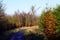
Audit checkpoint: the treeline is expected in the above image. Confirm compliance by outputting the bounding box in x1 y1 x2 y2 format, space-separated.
7 11 39 27
0 1 39 31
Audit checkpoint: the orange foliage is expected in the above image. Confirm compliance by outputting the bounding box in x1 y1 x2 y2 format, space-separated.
44 10 57 39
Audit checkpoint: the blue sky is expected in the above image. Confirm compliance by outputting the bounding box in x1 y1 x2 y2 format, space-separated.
3 0 60 16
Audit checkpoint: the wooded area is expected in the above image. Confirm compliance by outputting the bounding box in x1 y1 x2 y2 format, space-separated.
0 0 60 40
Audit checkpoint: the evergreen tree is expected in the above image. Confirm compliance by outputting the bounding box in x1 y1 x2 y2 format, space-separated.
39 11 45 29
53 5 60 34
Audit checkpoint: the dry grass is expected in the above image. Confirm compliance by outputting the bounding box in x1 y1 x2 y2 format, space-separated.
12 26 39 32
5 26 39 34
